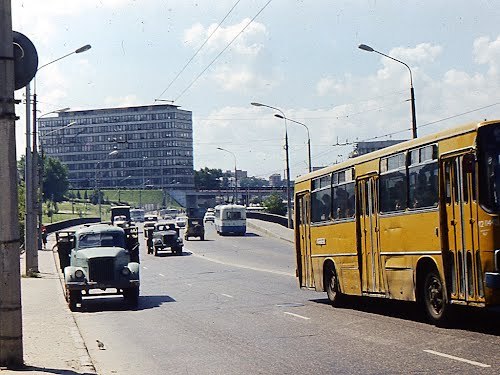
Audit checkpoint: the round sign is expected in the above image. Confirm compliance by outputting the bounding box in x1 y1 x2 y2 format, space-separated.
13 31 38 90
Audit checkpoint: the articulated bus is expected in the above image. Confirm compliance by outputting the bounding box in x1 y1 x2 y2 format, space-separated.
294 120 500 324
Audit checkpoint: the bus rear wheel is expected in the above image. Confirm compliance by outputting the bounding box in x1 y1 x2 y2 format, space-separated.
325 263 343 306
422 269 449 325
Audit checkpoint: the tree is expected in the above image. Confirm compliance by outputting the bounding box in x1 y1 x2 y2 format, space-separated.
263 193 287 216
194 167 224 190
42 156 69 202
240 176 269 188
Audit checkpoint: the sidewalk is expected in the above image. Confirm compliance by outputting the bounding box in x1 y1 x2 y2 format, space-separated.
247 218 294 243
1 239 96 375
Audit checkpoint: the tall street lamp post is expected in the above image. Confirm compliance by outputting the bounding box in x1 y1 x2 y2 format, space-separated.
117 175 132 202
29 44 91 265
251 102 293 229
217 147 238 204
274 114 312 173
358 43 417 139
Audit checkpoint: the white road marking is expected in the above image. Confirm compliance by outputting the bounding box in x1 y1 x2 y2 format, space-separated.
191 253 294 277
142 266 148 270
424 350 491 368
221 293 234 298
158 273 165 277
284 312 310 320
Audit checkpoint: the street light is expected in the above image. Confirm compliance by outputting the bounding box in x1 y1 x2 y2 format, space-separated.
117 175 132 202
96 150 119 219
358 43 417 139
251 102 292 229
217 147 238 204
274 114 312 173
26 44 91 270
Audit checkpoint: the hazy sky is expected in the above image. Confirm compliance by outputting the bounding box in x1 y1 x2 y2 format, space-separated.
12 0 500 180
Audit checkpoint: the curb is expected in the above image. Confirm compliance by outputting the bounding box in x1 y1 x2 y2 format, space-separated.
51 246 97 374
247 221 294 244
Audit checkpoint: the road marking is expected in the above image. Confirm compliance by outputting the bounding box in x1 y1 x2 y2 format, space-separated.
158 273 165 277
142 266 148 270
424 350 490 368
221 293 234 298
191 253 294 277
284 312 310 320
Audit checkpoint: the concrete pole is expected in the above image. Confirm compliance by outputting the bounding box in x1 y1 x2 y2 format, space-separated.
24 84 37 274
0 0 24 365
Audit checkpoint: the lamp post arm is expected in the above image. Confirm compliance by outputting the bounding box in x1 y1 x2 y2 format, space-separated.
373 49 414 87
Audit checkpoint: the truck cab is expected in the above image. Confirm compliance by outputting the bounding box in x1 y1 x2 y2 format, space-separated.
62 223 140 310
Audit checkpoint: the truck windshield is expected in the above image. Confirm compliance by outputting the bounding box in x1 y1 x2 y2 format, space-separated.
478 122 500 213
78 232 125 249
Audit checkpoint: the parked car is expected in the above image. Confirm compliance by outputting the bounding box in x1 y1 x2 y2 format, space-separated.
184 218 204 241
175 216 187 228
204 212 215 223
61 223 140 311
149 221 183 256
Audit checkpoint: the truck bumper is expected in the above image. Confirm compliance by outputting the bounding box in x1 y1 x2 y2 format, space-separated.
66 279 140 291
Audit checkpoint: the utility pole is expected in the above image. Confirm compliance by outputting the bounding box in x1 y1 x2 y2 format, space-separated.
0 0 24 366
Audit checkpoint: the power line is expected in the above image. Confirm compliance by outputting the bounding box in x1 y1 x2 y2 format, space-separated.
174 0 273 102
154 0 243 102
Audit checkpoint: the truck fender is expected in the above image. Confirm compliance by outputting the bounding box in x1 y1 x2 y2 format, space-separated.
127 262 140 279
64 266 86 283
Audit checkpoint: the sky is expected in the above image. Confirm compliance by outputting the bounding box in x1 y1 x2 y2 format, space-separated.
11 0 500 181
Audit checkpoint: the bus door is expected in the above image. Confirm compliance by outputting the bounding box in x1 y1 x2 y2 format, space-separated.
296 192 314 288
442 153 483 302
357 177 384 293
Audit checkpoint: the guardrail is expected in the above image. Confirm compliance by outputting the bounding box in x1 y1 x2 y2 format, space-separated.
246 211 292 228
45 217 101 234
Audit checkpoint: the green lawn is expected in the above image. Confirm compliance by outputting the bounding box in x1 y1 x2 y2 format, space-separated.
43 189 182 223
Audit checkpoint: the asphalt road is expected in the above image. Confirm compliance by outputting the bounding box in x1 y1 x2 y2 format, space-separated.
73 223 500 375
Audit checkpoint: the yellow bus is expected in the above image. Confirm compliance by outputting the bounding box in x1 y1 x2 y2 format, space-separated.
294 119 500 324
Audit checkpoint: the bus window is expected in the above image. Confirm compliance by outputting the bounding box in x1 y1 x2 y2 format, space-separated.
311 175 331 223
380 152 407 213
408 146 438 209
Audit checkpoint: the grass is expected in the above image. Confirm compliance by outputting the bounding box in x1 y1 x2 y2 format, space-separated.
42 189 182 223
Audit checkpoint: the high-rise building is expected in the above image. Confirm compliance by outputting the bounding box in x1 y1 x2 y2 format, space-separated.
38 104 194 191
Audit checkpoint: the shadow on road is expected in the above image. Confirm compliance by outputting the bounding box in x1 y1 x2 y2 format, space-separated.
312 296 500 335
149 251 193 258
12 366 94 374
78 294 176 313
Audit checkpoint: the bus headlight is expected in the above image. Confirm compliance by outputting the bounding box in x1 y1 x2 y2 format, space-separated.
74 269 84 279
121 267 131 276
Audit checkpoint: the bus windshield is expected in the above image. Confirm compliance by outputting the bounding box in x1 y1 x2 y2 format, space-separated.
478 123 500 213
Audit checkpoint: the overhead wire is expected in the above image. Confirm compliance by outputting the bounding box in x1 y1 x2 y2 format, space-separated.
154 0 243 102
174 0 274 102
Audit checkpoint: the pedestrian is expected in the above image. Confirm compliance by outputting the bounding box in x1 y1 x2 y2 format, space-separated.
41 225 47 249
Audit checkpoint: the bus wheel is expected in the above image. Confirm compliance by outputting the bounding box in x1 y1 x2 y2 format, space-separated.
422 269 448 325
325 263 342 306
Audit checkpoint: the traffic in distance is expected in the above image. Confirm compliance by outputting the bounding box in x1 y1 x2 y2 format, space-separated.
55 120 499 326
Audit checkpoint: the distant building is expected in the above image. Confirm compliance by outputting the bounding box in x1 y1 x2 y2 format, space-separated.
39 104 194 190
269 173 282 187
349 139 406 158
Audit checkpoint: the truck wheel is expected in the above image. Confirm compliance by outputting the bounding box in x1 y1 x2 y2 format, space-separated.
200 235 204 241
123 286 139 306
154 247 159 256
174 247 182 255
67 290 81 311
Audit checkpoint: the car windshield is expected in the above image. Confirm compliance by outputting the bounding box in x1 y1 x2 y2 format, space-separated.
77 232 125 249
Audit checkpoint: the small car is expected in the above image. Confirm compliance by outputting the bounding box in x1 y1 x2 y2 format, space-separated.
149 221 183 256
184 218 204 241
204 212 215 223
175 216 187 228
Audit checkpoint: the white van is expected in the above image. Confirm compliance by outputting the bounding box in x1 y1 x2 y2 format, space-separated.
214 204 246 236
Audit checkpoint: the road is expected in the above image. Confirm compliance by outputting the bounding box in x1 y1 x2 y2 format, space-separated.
72 223 499 374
